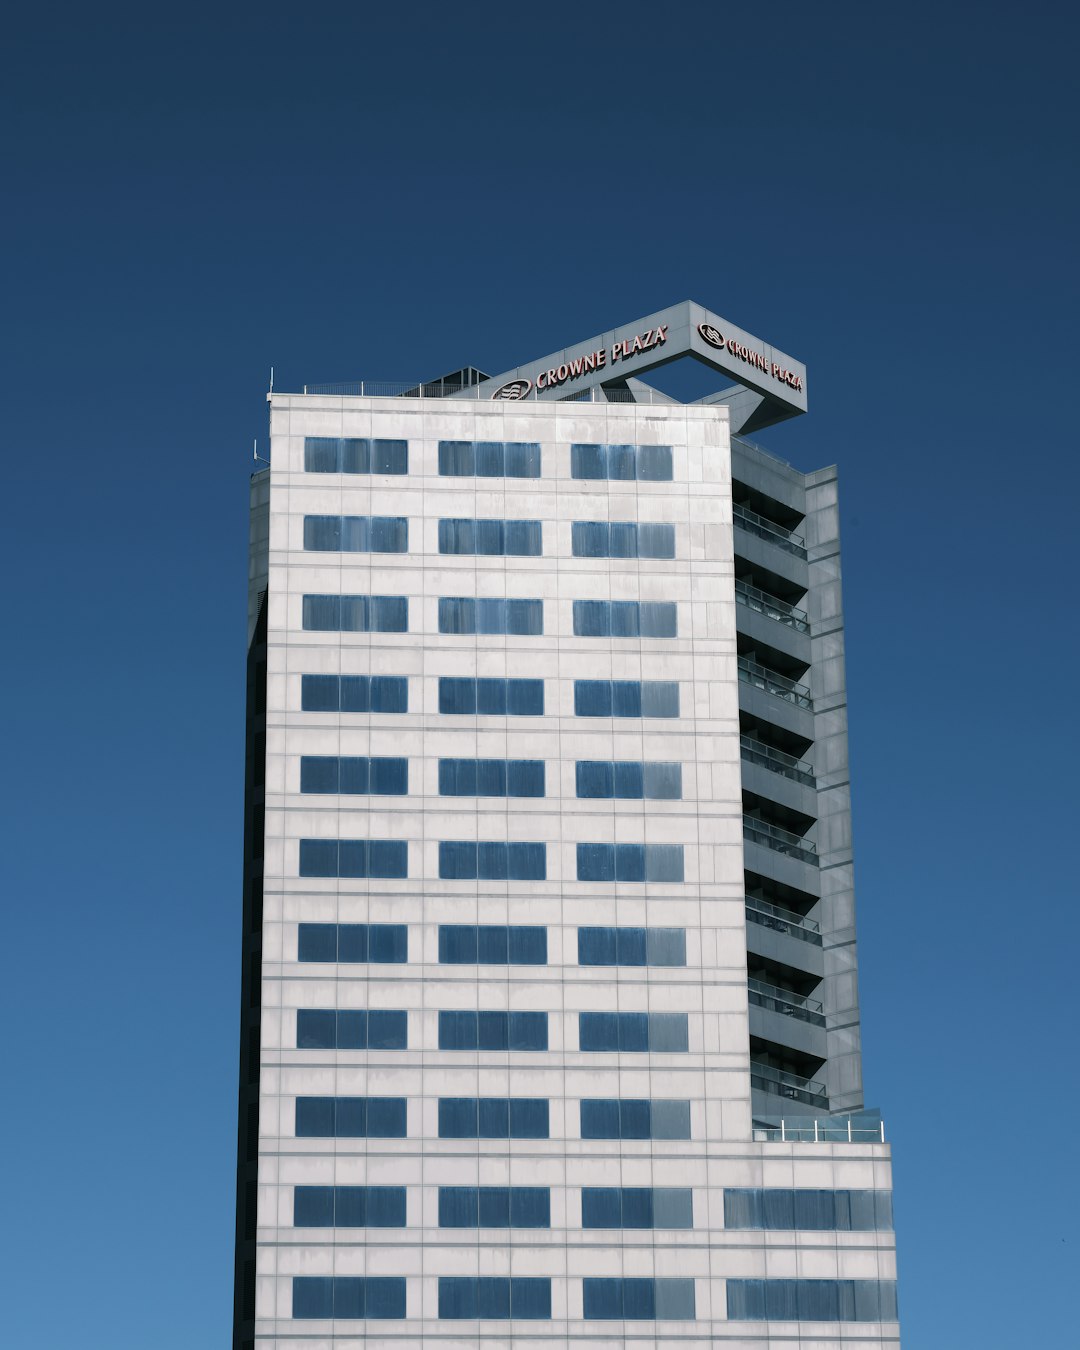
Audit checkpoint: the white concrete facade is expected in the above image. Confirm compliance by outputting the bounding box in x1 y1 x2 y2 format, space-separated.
239 394 899 1347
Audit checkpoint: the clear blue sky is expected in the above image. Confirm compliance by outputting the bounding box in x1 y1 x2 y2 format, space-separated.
2 3 1077 1346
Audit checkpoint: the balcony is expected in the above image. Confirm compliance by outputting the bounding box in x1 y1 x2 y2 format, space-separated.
744 818 818 866
734 579 810 634
732 502 807 559
745 896 822 946
750 1062 828 1108
737 656 813 710
752 1112 885 1144
748 978 825 1027
740 735 815 787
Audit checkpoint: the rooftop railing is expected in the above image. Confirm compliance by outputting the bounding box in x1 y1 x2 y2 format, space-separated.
748 977 825 1027
732 502 807 558
744 818 819 866
750 1062 828 1107
752 1113 885 1144
737 656 813 710
734 579 810 633
744 896 823 946
740 735 816 787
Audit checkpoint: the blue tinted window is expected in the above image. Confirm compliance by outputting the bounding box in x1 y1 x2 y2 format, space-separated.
438 441 541 478
575 760 682 799
438 1011 547 1051
437 925 547 964
293 1275 406 1319
574 679 678 717
438 518 542 556
438 1276 550 1320
576 843 684 882
570 443 673 481
439 841 547 881
579 1012 688 1053
299 923 408 963
438 1097 548 1139
302 675 408 713
295 1097 407 1138
580 1098 691 1139
573 600 677 639
438 677 544 715
438 597 543 635
571 521 676 559
723 1189 893 1231
295 1185 406 1227
726 1280 898 1322
583 1278 694 1320
302 595 408 633
578 926 685 967
438 1186 550 1228
304 437 408 475
438 758 545 798
299 839 408 879
581 1187 691 1229
300 756 408 795
303 515 408 553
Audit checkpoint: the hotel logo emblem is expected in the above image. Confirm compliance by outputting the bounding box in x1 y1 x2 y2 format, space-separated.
491 378 532 401
698 323 725 349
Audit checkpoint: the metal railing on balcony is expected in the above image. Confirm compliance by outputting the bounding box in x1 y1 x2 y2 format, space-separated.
744 896 823 946
734 579 810 634
750 1062 828 1107
748 978 826 1027
752 1113 885 1143
744 818 819 866
737 657 813 710
740 736 816 787
732 502 807 558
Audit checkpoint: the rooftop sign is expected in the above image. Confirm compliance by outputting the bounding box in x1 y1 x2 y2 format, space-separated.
467 300 807 427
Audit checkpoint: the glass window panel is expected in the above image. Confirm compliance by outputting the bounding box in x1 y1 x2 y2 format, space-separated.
338 516 368 551
478 1187 510 1227
293 1186 335 1227
578 926 617 965
368 840 407 877
475 598 504 633
476 677 507 714
655 1278 695 1319
337 596 368 630
637 522 675 558
510 1278 550 1319
613 761 644 797
640 602 677 637
574 679 612 716
477 1012 509 1050
511 1187 550 1227
612 680 643 716
338 757 371 794
615 844 646 881
621 1188 654 1228
302 595 340 631
293 1275 335 1318
506 598 543 634
619 1012 649 1051
726 1279 766 1319
622 1278 656 1318
371 677 407 712
332 1187 367 1227
476 1277 510 1318
573 600 608 636
368 924 407 962
607 444 636 479
372 596 408 632
438 597 473 633
795 1279 837 1320
477 925 509 963
334 925 368 962
724 1189 763 1229
643 761 682 799
478 1098 509 1137
509 1011 547 1050
475 518 504 554
571 443 605 479
646 844 684 882
340 439 371 474
580 1098 619 1138
616 927 647 965
645 926 685 967
439 1098 477 1138
475 441 505 476
653 1187 693 1228
298 923 338 962
577 843 615 881
439 677 476 713
505 441 541 477
367 1010 406 1049
334 1098 367 1136
507 677 543 714
509 1098 548 1138
793 1190 836 1230
295 1097 334 1137
763 1189 795 1229
579 1012 617 1052
649 1012 688 1052
439 1276 477 1318
641 680 678 716
507 759 544 796
301 675 339 711
438 926 473 962
875 1190 895 1231
334 1010 367 1049
299 840 338 877
438 440 473 475
619 1100 651 1138
847 1190 879 1231
509 926 546 963
637 444 673 480
366 1097 406 1137
576 761 614 798
335 676 369 712
368 1186 406 1226
476 842 508 879
582 1188 622 1228
506 519 541 555
371 516 407 552
583 1278 621 1319
508 842 545 879
365 1277 405 1319
297 1009 340 1047
439 1186 479 1227
303 515 341 551
609 601 639 637
439 842 476 879
476 758 508 795
370 439 407 474
439 1011 477 1050
300 756 339 793
571 521 603 557
304 437 340 473
609 521 637 557
651 1099 690 1139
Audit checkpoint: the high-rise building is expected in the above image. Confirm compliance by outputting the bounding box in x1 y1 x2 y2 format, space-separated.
233 302 899 1347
